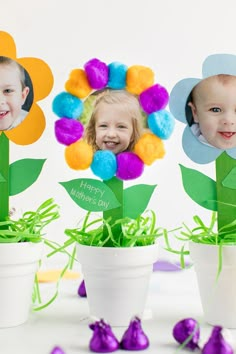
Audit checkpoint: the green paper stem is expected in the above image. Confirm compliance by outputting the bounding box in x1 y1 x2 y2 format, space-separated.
0 134 9 223
103 177 123 245
216 152 236 230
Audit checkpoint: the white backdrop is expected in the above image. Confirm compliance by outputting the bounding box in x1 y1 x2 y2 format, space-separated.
1 0 235 258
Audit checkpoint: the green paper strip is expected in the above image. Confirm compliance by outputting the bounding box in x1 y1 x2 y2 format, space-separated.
103 177 123 245
216 152 236 230
0 134 9 222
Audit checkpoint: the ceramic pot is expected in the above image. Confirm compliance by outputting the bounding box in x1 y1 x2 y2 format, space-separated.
77 243 158 327
189 241 236 328
0 242 43 328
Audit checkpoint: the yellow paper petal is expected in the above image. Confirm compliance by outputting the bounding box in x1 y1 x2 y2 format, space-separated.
18 57 54 101
126 65 154 95
0 31 17 58
37 269 80 283
5 104 45 145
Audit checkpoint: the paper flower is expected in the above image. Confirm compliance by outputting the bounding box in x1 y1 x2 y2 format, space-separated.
52 58 174 180
169 54 236 164
0 31 53 145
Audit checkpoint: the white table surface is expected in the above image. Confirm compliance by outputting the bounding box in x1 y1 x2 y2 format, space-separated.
1 264 236 354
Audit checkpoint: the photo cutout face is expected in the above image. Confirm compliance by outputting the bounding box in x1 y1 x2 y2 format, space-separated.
82 89 146 154
0 56 33 131
187 74 236 150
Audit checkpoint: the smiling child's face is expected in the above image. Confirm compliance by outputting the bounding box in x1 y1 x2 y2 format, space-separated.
189 75 236 149
95 102 134 154
0 63 29 130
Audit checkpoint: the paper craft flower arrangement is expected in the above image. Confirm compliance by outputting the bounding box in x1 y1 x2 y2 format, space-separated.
0 31 54 222
169 54 236 233
52 58 175 181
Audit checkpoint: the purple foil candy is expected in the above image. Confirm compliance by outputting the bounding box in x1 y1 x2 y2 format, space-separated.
55 118 84 145
173 318 200 350
116 152 144 180
120 316 149 351
89 319 119 353
202 326 234 354
84 58 109 89
50 346 66 354
139 84 169 114
78 279 87 297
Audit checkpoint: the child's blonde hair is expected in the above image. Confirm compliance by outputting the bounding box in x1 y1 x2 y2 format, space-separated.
85 89 143 152
0 56 26 89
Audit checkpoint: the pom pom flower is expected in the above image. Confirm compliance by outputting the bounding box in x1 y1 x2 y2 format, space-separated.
52 58 174 180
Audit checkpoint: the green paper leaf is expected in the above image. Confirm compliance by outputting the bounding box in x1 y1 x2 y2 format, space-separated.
59 178 121 212
123 184 157 219
180 164 217 211
222 166 236 189
9 159 46 196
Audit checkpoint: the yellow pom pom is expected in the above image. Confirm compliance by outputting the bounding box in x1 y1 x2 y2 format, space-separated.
126 65 155 95
134 132 165 165
65 69 92 99
65 140 93 170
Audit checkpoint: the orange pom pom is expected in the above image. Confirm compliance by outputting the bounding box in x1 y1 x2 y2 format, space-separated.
126 65 155 95
65 140 93 170
65 69 92 99
134 132 165 165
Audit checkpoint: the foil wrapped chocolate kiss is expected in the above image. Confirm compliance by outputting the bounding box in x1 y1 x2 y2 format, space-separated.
89 319 119 353
173 318 200 350
89 317 149 352
202 326 234 354
120 316 149 350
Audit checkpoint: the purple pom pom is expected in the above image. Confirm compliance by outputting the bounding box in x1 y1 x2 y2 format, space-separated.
120 317 149 351
116 152 144 180
84 58 109 90
173 318 200 350
78 279 87 297
202 326 234 354
139 84 169 114
55 118 84 145
50 346 66 354
89 319 119 353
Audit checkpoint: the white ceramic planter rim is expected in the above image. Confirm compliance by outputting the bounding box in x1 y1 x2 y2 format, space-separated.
189 241 236 266
77 243 159 267
0 241 44 265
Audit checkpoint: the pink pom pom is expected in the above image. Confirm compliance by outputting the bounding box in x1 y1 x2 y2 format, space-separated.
139 84 169 114
84 58 108 89
55 118 84 145
116 152 144 180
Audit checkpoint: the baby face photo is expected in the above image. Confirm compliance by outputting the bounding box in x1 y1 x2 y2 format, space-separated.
188 74 236 149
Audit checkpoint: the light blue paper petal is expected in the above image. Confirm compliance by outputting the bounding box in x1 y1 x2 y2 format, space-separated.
226 148 236 160
169 78 201 123
182 127 222 164
202 54 236 78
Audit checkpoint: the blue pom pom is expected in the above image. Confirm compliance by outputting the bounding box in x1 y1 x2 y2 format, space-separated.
108 62 128 89
91 150 117 180
148 110 175 139
52 92 83 119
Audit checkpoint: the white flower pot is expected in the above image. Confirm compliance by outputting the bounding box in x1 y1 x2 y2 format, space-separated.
189 241 236 328
0 242 43 328
77 243 158 326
